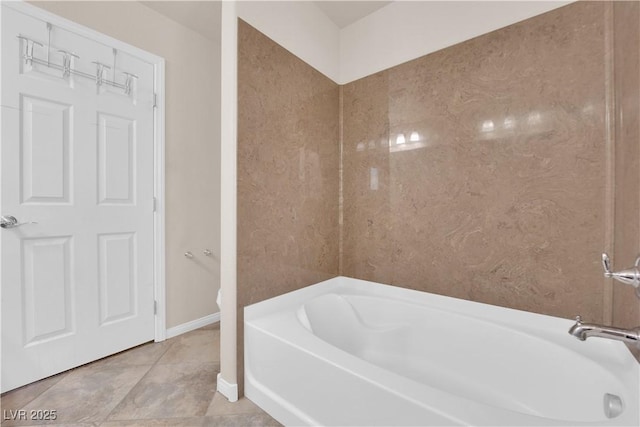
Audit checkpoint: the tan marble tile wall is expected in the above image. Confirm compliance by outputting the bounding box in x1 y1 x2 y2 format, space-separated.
237 20 340 391
612 1 640 329
342 2 611 322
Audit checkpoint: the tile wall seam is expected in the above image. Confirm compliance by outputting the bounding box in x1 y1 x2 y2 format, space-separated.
637 4 640 327
603 1 615 325
338 85 344 276
635 2 640 328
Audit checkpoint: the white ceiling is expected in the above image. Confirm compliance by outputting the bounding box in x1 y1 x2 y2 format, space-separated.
142 1 392 39
142 1 222 42
314 1 392 28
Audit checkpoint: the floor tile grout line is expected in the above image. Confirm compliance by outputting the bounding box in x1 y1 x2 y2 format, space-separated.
96 363 155 426
0 371 69 422
98 338 179 426
97 330 222 424
80 339 177 426
98 334 219 425
99 360 221 425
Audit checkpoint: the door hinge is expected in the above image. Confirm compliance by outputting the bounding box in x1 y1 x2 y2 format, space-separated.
154 300 157 315
153 93 158 109
153 197 157 212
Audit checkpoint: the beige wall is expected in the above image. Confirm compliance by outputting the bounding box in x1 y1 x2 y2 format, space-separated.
30 1 222 329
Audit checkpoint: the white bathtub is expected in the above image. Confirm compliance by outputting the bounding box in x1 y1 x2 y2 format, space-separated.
244 277 639 426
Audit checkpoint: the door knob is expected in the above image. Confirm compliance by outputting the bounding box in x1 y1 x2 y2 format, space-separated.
0 215 37 229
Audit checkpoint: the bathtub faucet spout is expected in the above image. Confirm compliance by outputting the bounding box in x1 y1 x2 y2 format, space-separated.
569 316 640 348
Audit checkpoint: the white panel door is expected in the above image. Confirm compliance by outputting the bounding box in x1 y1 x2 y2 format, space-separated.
1 5 156 392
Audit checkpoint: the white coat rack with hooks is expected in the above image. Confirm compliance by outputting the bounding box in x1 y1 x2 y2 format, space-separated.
17 22 138 95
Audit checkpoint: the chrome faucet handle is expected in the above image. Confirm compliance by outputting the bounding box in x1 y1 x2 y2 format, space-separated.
602 252 640 298
602 253 612 276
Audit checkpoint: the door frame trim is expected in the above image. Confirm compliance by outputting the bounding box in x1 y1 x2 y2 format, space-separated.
2 1 167 342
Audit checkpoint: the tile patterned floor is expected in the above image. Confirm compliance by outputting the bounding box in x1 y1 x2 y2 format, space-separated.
0 325 281 427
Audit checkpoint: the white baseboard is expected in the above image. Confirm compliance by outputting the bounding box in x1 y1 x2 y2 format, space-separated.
166 312 220 339
217 373 239 402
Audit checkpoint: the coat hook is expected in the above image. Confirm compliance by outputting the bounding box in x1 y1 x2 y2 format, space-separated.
46 22 52 66
184 251 193 259
91 61 111 86
203 249 212 257
112 48 117 77
122 72 137 95
57 50 79 77
17 35 43 66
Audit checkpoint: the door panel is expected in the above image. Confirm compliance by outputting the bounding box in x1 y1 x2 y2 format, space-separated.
1 5 156 392
22 236 74 344
98 232 136 325
97 113 136 205
21 96 72 204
